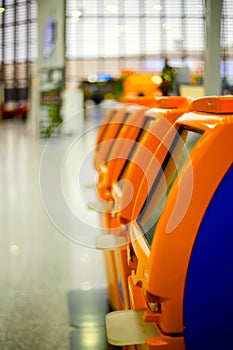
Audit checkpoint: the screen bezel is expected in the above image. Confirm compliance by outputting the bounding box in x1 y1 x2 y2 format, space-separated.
136 126 204 248
102 111 132 161
116 116 155 182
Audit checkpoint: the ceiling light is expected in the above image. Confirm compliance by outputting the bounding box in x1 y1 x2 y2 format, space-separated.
88 74 98 83
71 9 83 22
106 4 119 14
153 4 162 11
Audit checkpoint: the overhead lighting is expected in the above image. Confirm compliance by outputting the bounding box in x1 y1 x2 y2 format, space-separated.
106 4 119 14
119 25 125 33
153 4 162 11
162 22 172 30
0 7 5 13
71 9 83 22
88 74 98 83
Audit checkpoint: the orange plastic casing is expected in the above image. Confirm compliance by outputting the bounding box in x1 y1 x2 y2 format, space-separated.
122 95 192 109
112 109 184 225
94 104 143 171
122 96 160 108
98 97 192 204
105 109 187 309
100 98 192 311
96 105 147 201
129 96 233 340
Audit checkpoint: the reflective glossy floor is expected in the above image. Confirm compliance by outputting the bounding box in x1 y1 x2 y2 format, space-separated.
0 112 118 349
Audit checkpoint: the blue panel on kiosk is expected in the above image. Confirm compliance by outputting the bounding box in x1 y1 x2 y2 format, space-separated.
184 165 233 350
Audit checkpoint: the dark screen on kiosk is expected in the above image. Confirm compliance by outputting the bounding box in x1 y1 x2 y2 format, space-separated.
117 116 155 182
137 127 203 246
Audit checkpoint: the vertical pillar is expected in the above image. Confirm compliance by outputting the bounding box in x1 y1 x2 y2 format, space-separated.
204 0 222 96
29 0 65 137
37 0 65 70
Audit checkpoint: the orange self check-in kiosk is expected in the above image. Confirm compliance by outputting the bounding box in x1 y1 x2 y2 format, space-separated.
105 96 233 350
95 97 191 175
94 104 145 172
101 108 179 311
95 104 147 201
114 97 193 226
98 96 191 203
94 102 124 155
107 109 189 307
98 97 192 311
95 104 147 311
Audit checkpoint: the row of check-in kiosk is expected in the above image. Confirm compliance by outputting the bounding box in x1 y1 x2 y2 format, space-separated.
92 96 233 350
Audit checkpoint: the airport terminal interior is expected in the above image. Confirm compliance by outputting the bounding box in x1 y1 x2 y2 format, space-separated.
0 1 233 350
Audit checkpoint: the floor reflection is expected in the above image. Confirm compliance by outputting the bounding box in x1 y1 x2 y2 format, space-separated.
68 289 120 349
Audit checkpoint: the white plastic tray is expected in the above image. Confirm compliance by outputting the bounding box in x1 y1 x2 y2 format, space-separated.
105 309 158 346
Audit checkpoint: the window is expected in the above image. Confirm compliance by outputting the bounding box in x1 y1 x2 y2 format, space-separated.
0 0 38 101
65 0 207 83
65 0 233 86
221 0 233 85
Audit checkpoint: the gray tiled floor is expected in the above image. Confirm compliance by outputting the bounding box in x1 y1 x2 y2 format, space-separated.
0 118 112 349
